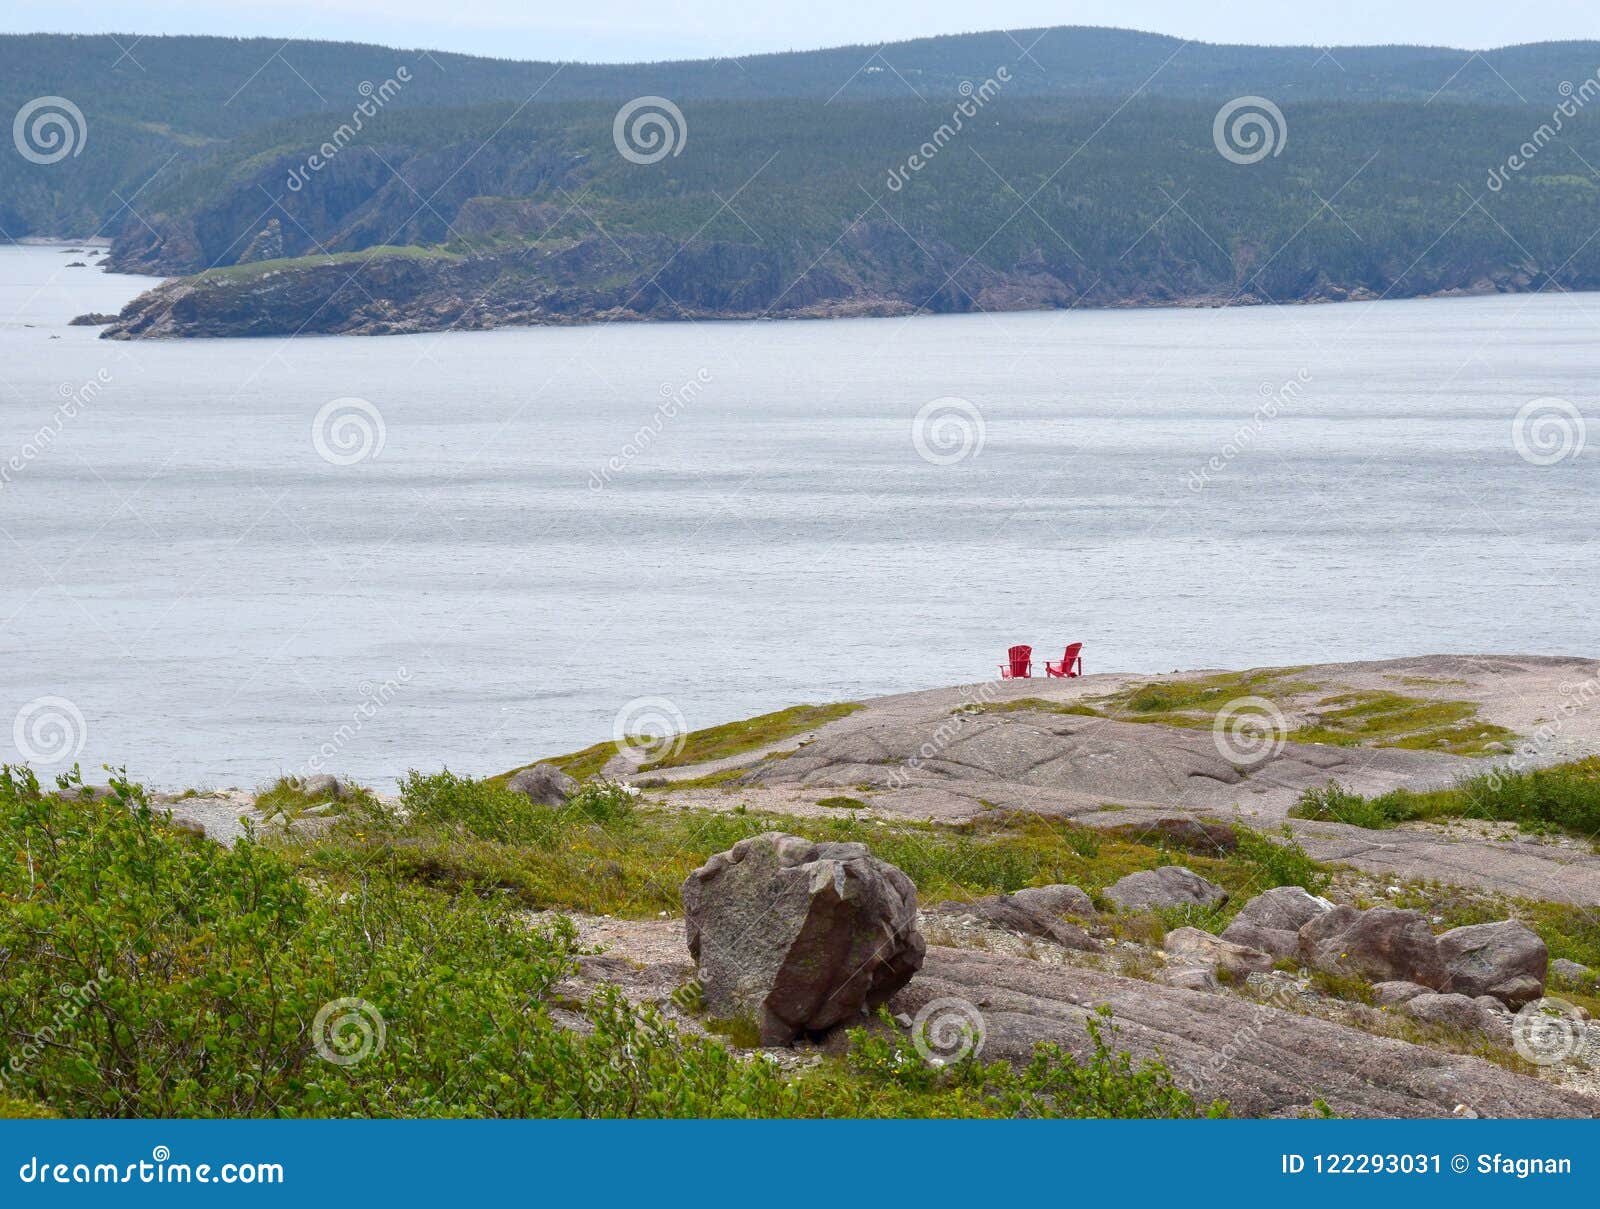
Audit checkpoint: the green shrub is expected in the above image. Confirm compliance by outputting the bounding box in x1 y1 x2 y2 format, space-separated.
565 780 637 824
1291 758 1600 840
397 768 559 846
1291 781 1416 829
816 796 868 810
0 766 803 1118
1234 826 1331 895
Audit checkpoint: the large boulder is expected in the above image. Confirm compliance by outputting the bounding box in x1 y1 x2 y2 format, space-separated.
1436 921 1547 1007
1163 927 1274 982
1103 866 1227 913
1111 817 1239 854
927 886 1100 951
1373 980 1431 1006
506 763 577 805
1405 992 1511 1039
299 773 344 800
681 833 925 1045
1550 958 1593 988
1221 886 1333 959
1297 906 1447 988
1011 884 1094 918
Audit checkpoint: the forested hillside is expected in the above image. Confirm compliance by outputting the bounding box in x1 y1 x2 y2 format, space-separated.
5 28 1599 334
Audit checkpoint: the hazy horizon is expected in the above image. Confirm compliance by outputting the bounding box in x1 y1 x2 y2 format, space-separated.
3 1 1595 64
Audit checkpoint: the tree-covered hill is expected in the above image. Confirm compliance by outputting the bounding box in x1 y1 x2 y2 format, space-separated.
3 27 1599 237
6 28 1600 334
96 93 1600 337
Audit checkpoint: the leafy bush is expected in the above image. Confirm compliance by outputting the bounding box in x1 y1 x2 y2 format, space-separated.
565 780 637 824
1233 826 1331 896
397 768 560 846
1291 781 1417 829
0 767 798 1118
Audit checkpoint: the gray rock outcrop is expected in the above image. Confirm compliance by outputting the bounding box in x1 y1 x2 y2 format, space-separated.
1163 926 1275 982
1296 906 1447 988
1221 885 1333 959
1103 866 1227 913
681 833 925 1045
1437 920 1547 1007
506 763 578 805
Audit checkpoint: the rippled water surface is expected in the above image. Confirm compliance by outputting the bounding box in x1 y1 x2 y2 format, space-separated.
1 244 1594 787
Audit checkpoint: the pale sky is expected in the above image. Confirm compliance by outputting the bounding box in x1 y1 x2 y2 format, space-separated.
6 0 1596 62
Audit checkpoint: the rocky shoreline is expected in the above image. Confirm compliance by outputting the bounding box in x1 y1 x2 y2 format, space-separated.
90 237 1554 340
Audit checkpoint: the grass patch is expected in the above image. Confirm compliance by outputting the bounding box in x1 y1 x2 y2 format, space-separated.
505 702 860 785
1102 670 1317 719
639 702 861 771
1291 757 1600 839
817 796 869 810
1288 691 1515 755
195 244 460 284
963 697 1105 718
254 774 375 821
978 672 1516 758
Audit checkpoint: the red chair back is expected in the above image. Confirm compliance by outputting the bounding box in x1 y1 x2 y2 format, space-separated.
1062 642 1082 664
1007 645 1032 677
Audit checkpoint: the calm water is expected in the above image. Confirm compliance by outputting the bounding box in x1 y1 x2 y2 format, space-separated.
0 243 1594 788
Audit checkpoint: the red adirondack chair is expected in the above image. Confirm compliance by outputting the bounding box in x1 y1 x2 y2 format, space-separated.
1045 643 1083 678
999 645 1033 679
